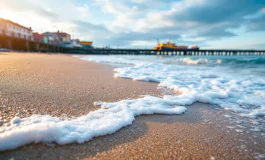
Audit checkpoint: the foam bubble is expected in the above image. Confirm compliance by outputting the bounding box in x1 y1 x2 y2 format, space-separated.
11 117 21 124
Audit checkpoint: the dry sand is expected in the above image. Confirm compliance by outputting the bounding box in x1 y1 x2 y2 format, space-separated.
0 52 264 160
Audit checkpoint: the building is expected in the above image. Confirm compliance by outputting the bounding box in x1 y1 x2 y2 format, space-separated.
0 18 33 40
61 40 94 49
42 32 60 45
0 19 4 35
62 39 82 48
33 32 44 43
79 41 93 49
42 32 59 39
52 31 71 43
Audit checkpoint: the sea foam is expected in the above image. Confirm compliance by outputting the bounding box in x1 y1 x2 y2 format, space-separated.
114 62 265 118
0 96 186 151
84 55 265 118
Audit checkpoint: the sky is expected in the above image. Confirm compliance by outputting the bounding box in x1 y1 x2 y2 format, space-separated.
0 0 265 49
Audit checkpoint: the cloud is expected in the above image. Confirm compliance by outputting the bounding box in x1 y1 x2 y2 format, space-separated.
114 30 181 41
246 14 265 31
246 7 265 32
0 0 59 20
1 0 265 49
136 0 265 33
168 0 264 24
248 42 265 49
261 8 265 13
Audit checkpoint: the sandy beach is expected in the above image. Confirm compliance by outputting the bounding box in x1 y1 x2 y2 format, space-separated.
0 53 264 160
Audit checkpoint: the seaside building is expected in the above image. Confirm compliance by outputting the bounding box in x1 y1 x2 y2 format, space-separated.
0 18 33 40
52 31 71 43
0 18 93 51
79 41 94 49
33 32 44 43
42 32 60 45
63 39 83 48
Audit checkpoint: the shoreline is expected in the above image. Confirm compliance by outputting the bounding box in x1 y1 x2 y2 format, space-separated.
0 52 264 159
0 52 161 121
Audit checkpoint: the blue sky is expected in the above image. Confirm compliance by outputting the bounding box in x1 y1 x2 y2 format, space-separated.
0 0 265 49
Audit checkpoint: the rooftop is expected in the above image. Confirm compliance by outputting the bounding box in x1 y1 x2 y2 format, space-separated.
52 31 70 36
0 18 32 31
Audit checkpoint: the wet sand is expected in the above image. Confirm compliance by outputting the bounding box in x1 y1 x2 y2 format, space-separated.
0 52 161 121
0 52 264 159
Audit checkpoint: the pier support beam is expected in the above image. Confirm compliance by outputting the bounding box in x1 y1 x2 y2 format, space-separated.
25 41 29 52
35 43 40 52
7 39 13 50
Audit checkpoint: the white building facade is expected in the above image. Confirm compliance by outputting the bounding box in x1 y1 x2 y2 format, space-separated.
53 31 71 43
0 18 33 40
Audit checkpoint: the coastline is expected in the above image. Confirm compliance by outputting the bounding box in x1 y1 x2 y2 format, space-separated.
0 52 161 121
0 52 264 159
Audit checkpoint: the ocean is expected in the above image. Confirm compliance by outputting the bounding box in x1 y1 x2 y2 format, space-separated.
81 55 265 118
0 55 264 151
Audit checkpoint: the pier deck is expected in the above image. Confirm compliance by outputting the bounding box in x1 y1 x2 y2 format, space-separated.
66 48 265 56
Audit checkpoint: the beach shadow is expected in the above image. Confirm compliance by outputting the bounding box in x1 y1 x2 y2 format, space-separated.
0 103 217 160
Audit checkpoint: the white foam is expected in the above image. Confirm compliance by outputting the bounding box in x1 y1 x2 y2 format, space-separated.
181 58 209 65
80 55 141 65
224 115 232 118
84 55 265 117
249 127 261 132
226 126 236 129
235 129 244 133
112 61 265 118
11 117 21 124
217 59 222 64
0 96 186 151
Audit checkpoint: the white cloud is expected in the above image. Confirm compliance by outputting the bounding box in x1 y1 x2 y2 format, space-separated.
130 40 156 47
261 8 265 14
70 3 90 18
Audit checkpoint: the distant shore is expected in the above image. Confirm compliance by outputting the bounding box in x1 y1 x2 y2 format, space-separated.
0 52 264 159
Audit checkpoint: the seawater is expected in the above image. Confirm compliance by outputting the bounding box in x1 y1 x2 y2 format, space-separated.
0 55 264 151
81 55 265 118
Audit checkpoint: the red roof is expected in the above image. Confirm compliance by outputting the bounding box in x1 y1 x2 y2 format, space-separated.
33 32 44 39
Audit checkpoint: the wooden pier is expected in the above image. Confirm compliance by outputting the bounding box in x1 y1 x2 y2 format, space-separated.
66 48 265 56
1 34 265 56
